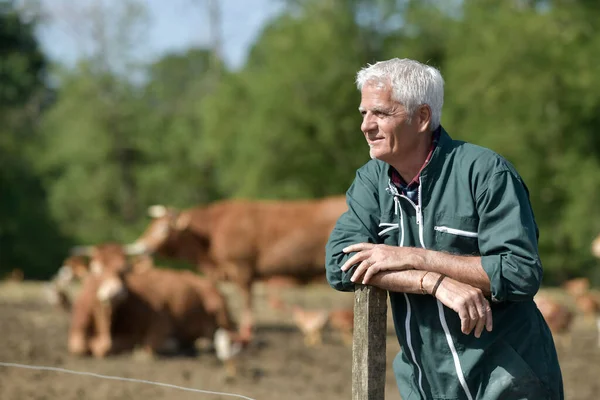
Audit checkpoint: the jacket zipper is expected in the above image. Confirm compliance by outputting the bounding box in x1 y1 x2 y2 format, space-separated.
418 178 474 400
393 195 426 399
388 178 473 399
434 226 478 238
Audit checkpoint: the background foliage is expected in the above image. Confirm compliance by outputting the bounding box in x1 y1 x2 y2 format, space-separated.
2 0 600 283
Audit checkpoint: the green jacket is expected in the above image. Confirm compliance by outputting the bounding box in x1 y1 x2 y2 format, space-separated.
325 129 563 400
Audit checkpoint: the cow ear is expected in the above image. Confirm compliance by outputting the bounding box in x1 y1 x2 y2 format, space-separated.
74 256 91 273
72 263 90 278
148 205 167 218
174 212 191 231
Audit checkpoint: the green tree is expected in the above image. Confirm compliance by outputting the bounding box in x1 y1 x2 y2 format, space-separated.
441 1 600 282
33 0 154 246
35 66 144 244
0 1 69 279
136 48 223 210
202 0 378 200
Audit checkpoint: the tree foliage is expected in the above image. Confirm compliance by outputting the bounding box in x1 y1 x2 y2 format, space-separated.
202 0 378 199
4 0 600 283
0 1 68 279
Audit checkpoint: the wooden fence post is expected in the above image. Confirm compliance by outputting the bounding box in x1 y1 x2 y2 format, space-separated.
352 284 388 400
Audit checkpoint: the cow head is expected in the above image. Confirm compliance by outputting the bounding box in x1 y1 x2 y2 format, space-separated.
55 255 91 285
71 243 133 306
124 204 191 256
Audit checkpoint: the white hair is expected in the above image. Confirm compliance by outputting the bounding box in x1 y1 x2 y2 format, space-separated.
356 58 444 130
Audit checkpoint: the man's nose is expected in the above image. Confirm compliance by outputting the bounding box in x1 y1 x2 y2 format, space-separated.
361 113 377 133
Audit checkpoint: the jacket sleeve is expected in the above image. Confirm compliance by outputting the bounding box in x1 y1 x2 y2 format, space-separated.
477 170 543 302
325 165 381 292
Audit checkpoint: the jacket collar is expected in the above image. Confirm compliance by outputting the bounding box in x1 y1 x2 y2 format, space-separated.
382 126 454 207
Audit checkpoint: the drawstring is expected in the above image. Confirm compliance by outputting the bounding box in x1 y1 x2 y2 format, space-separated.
378 196 405 248
397 197 404 247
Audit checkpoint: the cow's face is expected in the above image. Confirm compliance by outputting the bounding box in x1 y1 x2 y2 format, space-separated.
125 205 189 255
88 244 131 306
62 256 90 280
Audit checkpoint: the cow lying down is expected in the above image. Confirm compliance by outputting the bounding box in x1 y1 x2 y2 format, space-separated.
62 243 244 373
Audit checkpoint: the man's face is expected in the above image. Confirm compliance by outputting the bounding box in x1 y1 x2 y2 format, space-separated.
359 82 421 162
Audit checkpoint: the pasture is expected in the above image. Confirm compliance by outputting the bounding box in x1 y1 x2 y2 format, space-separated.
1 281 599 400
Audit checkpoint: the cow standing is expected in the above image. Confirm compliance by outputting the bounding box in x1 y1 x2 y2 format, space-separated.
125 196 348 340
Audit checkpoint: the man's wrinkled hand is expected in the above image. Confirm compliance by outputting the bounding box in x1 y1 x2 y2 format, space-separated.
433 276 493 338
341 243 417 284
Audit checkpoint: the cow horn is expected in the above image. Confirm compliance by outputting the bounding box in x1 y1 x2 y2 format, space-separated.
70 246 93 256
124 242 148 255
174 212 191 230
148 205 167 218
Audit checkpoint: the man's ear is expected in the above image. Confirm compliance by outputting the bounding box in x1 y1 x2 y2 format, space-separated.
417 104 432 133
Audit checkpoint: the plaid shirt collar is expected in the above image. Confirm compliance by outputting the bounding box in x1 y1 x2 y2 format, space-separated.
389 126 441 202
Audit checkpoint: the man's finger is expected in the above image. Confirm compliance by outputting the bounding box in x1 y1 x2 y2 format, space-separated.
361 264 380 284
350 259 372 283
474 311 486 338
341 252 367 272
474 318 485 338
343 243 374 254
485 304 493 332
458 309 471 335
466 305 479 335
472 294 489 338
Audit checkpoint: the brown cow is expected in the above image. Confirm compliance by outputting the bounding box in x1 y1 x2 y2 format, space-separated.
124 196 348 340
68 244 242 362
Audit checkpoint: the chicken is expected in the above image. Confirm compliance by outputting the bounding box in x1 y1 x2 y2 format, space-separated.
560 277 600 347
8 268 24 282
291 306 329 347
573 293 600 348
562 277 590 298
261 276 301 312
534 294 574 347
575 293 600 319
328 308 354 347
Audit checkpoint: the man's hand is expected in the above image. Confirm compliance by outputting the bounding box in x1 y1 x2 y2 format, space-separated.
341 243 419 284
432 275 493 338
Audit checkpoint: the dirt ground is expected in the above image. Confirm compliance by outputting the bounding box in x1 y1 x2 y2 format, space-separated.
0 282 599 400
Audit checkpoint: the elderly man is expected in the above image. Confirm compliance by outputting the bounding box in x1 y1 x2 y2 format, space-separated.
325 58 563 399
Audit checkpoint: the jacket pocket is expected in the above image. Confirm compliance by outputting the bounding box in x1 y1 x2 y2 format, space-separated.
474 339 550 399
378 208 400 245
433 215 480 255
